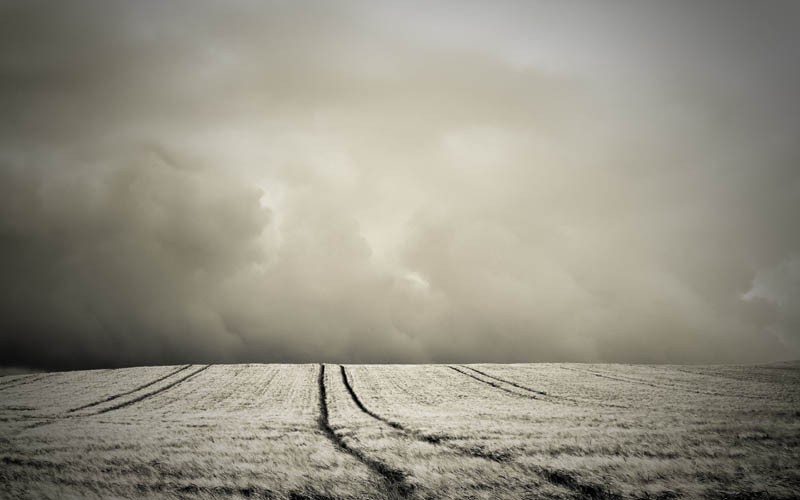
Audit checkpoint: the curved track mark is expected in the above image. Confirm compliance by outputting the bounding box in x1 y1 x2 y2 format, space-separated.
341 365 442 444
455 365 628 408
448 365 538 400
68 365 192 413
0 374 49 392
344 365 620 500
93 365 211 415
340 366 404 430
459 365 548 395
0 374 33 388
675 367 799 389
560 366 768 400
317 364 412 498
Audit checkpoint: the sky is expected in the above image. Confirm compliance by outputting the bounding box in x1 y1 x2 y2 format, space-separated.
1 0 799 369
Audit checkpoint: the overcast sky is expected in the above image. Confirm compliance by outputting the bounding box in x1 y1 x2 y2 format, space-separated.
1 0 799 369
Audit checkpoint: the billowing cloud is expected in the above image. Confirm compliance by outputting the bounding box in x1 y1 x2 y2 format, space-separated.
1 0 798 369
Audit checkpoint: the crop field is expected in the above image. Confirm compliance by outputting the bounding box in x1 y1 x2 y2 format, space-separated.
1 363 799 499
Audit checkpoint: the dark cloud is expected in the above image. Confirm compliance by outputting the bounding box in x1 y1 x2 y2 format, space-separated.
0 0 798 369
0 148 270 368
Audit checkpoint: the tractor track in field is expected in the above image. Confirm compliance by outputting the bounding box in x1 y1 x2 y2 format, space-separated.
341 365 622 500
4 365 211 436
0 374 31 388
68 365 192 413
92 364 211 415
340 365 442 444
458 365 548 394
458 365 558 398
451 366 630 409
0 374 50 391
674 367 800 388
340 365 403 430
317 364 413 499
447 365 541 400
560 366 770 400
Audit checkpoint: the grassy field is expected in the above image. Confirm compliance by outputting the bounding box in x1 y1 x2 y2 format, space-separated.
1 363 798 499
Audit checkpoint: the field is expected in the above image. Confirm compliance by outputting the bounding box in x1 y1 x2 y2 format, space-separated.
1 363 799 499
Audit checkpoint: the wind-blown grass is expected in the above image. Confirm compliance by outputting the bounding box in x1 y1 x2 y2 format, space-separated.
1 362 798 499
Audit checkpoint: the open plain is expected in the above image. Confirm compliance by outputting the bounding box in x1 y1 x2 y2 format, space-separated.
1 362 798 499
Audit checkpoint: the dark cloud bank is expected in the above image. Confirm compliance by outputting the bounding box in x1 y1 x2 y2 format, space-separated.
1 1 799 369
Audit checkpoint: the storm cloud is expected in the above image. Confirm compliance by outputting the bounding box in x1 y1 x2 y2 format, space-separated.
1 0 799 369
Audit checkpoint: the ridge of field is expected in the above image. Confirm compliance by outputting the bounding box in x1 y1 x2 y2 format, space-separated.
1 363 799 499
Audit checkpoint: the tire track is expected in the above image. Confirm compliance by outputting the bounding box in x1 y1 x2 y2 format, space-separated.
317 364 413 499
0 374 49 392
171 364 246 410
455 365 633 410
459 365 548 395
92 365 211 415
560 366 769 400
340 365 404 430
4 366 210 437
676 367 800 387
68 365 192 413
340 365 442 443
448 365 540 400
342 365 621 500
0 374 33 388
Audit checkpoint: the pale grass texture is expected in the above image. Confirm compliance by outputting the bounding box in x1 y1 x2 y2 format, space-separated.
1 362 798 499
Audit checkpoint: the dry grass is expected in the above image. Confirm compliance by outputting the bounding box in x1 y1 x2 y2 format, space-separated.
1 362 798 499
